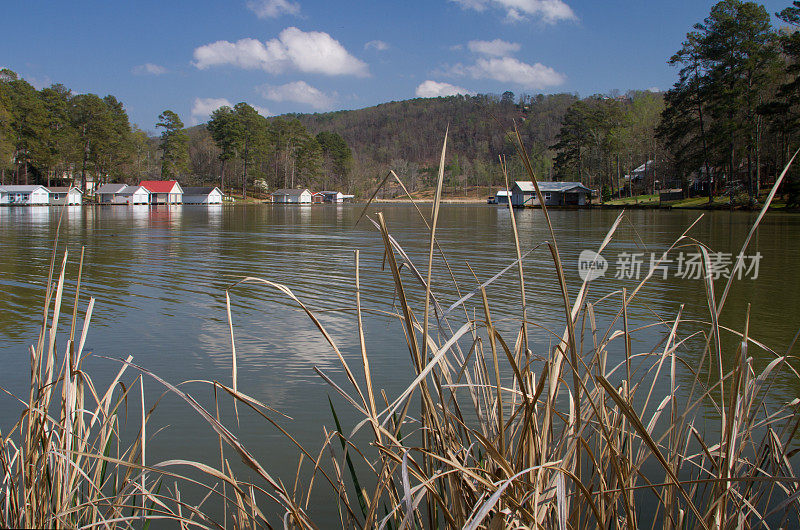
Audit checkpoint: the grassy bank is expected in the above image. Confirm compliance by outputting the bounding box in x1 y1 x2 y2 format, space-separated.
603 194 660 206
603 192 799 211
602 194 734 208
372 184 493 202
2 140 799 528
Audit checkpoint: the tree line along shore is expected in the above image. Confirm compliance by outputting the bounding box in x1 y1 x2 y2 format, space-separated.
2 1 800 210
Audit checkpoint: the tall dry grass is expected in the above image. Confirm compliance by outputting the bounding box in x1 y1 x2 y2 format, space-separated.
2 134 799 529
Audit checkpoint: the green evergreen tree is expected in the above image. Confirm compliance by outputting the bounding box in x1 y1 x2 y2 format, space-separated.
207 106 241 193
316 131 353 189
233 103 266 198
70 93 112 191
0 86 14 184
1 70 49 185
156 110 189 181
38 85 75 186
101 95 134 180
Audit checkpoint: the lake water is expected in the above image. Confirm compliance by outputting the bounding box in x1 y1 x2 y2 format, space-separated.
1 204 798 521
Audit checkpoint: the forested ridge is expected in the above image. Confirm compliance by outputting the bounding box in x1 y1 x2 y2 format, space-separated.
286 92 579 194
3 0 800 204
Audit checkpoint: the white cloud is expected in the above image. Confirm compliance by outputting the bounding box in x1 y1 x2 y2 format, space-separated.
246 0 300 18
191 97 232 122
251 104 272 116
193 27 368 77
415 80 471 98
258 80 334 109
193 38 284 72
647 86 660 93
132 63 168 75
280 28 368 76
365 40 389 51
449 57 565 89
450 0 576 23
467 39 520 57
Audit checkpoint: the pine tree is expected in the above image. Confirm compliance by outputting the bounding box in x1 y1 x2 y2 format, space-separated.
157 110 189 181
70 93 112 191
207 106 240 193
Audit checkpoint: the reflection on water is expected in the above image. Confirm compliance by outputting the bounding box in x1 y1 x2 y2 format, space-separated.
1 204 799 516
0 205 797 385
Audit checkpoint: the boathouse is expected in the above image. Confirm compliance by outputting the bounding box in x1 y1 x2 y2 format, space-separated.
495 190 511 205
319 191 354 203
511 181 593 207
96 183 129 204
272 188 312 204
140 180 183 204
0 185 50 205
47 187 83 205
183 186 223 204
118 186 151 205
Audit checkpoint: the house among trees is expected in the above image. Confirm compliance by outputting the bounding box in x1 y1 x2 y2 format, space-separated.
626 161 654 183
47 187 83 205
511 181 594 207
0 185 50 205
140 181 183 204
271 188 312 204
183 187 223 204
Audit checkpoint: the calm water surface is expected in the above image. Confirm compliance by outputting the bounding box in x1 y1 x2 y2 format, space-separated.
0 204 798 520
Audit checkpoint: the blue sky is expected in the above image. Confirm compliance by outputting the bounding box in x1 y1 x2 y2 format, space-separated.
3 0 791 131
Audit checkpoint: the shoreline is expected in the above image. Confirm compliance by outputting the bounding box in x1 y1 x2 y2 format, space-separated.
2 198 797 213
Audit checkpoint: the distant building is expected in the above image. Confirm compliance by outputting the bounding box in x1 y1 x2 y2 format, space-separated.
659 189 684 203
96 183 129 204
140 181 183 204
319 191 354 203
117 186 151 205
511 181 593 207
47 187 83 205
625 160 655 183
271 188 312 204
78 174 98 193
183 186 223 204
492 190 511 205
0 185 50 205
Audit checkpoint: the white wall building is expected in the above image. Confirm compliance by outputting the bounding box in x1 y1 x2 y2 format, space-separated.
319 191 354 203
118 186 151 205
511 181 593 207
183 186 223 204
272 188 312 204
140 181 183 204
96 183 129 204
47 187 83 205
0 185 50 205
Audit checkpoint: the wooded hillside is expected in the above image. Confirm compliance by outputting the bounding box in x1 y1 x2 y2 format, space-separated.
178 92 585 197
287 93 577 194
